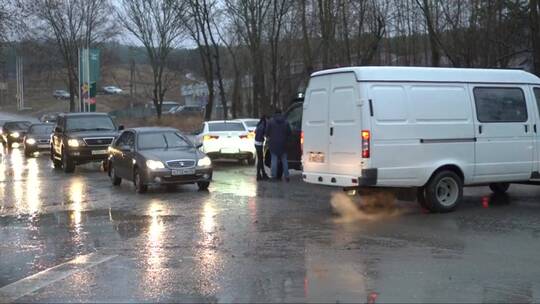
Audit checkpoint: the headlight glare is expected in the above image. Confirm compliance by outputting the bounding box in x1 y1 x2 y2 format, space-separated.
146 160 165 170
26 138 36 145
67 138 80 147
197 156 212 167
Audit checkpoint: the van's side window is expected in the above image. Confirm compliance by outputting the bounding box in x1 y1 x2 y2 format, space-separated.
473 87 527 123
533 88 540 116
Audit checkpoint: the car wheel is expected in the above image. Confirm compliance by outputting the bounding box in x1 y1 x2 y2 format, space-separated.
109 165 122 186
489 183 510 195
197 181 210 191
62 149 75 173
134 169 147 194
423 171 463 213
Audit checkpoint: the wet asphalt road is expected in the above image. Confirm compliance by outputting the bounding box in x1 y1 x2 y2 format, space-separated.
1 115 540 303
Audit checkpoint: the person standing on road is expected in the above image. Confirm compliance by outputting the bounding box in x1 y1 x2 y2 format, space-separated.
254 115 269 181
265 109 292 182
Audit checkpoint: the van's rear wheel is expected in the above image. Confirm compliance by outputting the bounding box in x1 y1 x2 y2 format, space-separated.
489 183 510 195
423 171 463 213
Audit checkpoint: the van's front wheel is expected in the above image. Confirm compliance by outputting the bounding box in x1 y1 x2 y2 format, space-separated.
489 183 510 195
424 171 463 213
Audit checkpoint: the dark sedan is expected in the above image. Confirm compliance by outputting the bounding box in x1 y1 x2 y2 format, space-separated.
23 123 54 157
107 127 213 193
1 121 32 149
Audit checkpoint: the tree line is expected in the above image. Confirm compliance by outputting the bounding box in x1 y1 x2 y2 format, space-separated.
1 0 539 119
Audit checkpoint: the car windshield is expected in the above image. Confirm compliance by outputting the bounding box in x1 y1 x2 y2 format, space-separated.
243 120 258 128
138 132 192 150
5 121 31 130
29 124 54 134
208 122 245 132
66 116 116 132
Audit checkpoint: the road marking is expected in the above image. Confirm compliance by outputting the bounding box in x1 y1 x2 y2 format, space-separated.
0 253 117 303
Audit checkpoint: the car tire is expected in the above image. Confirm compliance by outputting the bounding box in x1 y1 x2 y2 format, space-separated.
197 181 210 191
489 183 510 195
134 169 147 194
423 170 463 213
62 149 75 173
109 165 122 186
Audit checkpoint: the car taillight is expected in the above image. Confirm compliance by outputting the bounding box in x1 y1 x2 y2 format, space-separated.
239 134 248 139
300 131 304 154
361 130 370 158
203 135 219 141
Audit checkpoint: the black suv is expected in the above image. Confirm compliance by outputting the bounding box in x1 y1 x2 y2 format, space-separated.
51 113 122 173
264 98 303 175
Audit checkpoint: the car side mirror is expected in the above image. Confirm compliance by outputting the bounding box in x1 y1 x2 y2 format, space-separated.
118 125 124 131
196 143 203 149
54 127 62 133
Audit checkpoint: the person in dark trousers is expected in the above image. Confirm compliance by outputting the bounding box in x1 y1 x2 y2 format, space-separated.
265 109 292 182
254 115 269 181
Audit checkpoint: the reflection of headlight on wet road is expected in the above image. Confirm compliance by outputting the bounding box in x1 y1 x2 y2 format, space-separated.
146 160 165 170
10 132 19 138
26 138 36 145
197 156 211 167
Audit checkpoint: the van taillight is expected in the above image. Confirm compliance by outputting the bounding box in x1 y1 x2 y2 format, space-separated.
361 130 370 158
300 131 304 154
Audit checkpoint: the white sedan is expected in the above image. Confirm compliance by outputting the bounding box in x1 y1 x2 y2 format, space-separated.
197 120 256 165
103 86 123 95
236 118 259 132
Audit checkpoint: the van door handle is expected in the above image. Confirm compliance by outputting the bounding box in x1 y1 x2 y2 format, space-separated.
535 124 537 133
330 127 334 136
479 125 482 134
525 125 529 133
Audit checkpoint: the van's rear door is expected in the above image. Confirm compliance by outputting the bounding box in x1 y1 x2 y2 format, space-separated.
327 73 363 176
303 75 331 174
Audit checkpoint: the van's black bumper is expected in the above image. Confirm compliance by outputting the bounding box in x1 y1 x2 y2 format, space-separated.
359 168 377 186
342 169 378 190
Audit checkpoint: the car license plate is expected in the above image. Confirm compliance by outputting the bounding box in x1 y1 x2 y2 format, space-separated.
221 148 239 154
172 168 195 176
91 150 108 155
309 152 325 163
38 144 49 148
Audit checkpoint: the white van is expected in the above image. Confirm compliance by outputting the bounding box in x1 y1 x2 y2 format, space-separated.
302 66 540 212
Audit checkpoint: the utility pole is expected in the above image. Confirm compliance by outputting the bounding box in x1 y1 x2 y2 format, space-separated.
16 55 24 111
130 58 135 108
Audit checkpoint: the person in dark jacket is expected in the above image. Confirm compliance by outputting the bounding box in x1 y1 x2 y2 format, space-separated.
265 109 292 181
254 115 269 181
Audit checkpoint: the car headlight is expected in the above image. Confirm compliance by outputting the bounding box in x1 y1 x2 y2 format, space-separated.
26 138 36 145
10 132 19 138
67 138 81 147
146 160 165 170
197 156 212 167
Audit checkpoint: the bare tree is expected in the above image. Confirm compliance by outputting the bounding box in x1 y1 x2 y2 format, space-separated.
118 0 186 118
531 0 540 75
266 0 291 109
184 0 228 120
225 0 271 116
23 0 117 112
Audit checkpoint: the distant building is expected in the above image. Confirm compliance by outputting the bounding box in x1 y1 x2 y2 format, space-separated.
180 76 253 119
